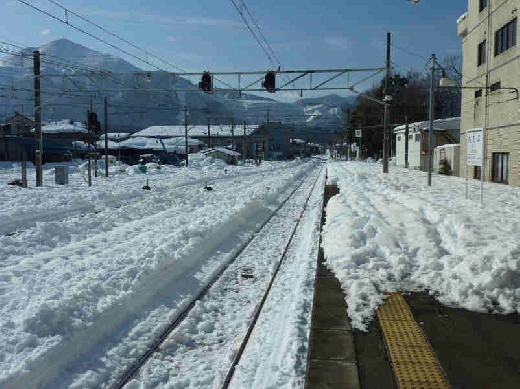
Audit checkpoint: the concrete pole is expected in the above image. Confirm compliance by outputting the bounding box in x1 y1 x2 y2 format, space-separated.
382 32 391 173
404 115 409 168
87 109 92 187
104 97 109 178
428 54 435 186
33 50 43 186
184 106 188 167
243 120 247 160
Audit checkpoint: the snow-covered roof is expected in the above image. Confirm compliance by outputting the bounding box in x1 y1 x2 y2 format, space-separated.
203 147 241 157
118 136 202 153
291 138 306 145
31 120 87 134
95 140 122 149
99 133 130 141
394 117 460 134
436 143 460 149
133 125 259 138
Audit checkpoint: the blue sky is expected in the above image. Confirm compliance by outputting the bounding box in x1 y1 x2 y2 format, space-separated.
2 0 467 100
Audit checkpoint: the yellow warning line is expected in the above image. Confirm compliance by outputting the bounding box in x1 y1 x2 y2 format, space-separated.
376 293 451 389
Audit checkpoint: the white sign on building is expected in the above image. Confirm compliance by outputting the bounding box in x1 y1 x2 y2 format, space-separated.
355 129 362 138
466 128 483 167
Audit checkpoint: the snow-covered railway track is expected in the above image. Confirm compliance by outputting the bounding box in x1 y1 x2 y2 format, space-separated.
111 164 324 389
2 162 304 238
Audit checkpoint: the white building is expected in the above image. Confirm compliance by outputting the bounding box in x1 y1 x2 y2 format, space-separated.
393 117 460 171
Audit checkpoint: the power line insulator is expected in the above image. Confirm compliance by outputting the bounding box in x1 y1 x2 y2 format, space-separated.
198 71 212 92
262 71 276 93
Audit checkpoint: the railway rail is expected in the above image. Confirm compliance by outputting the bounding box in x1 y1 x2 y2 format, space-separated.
111 163 325 389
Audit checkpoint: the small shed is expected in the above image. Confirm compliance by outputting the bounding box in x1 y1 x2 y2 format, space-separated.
202 147 241 165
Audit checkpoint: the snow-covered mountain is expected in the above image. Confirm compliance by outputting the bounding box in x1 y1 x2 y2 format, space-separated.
0 39 354 132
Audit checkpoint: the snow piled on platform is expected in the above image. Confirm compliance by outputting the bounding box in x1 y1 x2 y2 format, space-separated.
322 161 520 331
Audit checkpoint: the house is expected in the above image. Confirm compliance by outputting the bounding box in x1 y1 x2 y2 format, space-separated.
458 1 520 185
131 124 259 158
393 117 460 172
9 112 35 136
202 147 241 165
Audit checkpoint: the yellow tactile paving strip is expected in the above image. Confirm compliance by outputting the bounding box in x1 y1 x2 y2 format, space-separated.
377 293 451 389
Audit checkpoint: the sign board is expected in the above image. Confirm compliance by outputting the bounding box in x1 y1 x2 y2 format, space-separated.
355 129 362 138
466 128 483 167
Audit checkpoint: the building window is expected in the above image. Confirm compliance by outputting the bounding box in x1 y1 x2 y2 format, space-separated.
492 152 509 183
415 133 421 142
478 40 486 66
398 136 402 141
409 134 413 140
474 89 482 98
473 166 481 180
495 18 517 56
479 0 487 12
490 81 501 92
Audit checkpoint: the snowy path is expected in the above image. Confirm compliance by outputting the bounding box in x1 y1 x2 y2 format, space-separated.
0 159 320 388
322 161 520 331
102 165 325 389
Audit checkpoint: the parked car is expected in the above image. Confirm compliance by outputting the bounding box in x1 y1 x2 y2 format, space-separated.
138 154 160 164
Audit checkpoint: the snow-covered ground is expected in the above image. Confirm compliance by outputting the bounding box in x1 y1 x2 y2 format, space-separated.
322 161 520 331
0 156 323 388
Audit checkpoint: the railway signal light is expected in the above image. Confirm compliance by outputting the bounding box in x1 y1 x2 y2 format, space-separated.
199 71 212 92
262 71 276 93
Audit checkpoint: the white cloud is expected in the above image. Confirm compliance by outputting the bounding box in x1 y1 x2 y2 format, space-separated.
40 29 50 36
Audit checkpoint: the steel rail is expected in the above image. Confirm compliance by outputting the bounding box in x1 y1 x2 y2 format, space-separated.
219 163 325 389
110 163 321 389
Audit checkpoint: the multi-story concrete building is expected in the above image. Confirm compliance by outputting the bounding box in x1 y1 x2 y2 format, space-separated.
458 0 520 185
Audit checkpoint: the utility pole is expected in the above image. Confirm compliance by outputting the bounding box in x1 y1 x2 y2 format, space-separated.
266 108 270 124
184 106 189 167
428 54 435 186
87 109 92 187
404 115 409 168
243 120 247 160
231 118 235 151
382 32 391 173
207 115 211 149
104 97 109 178
33 50 43 186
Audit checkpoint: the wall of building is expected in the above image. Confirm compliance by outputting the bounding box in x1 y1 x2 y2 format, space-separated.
459 0 520 186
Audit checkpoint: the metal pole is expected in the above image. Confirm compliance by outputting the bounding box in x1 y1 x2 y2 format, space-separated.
33 50 43 186
22 151 27 188
207 116 211 149
231 118 235 151
184 106 188 167
243 120 247 160
428 53 435 186
382 32 391 173
481 1 492 205
87 109 92 187
104 97 109 178
404 115 409 168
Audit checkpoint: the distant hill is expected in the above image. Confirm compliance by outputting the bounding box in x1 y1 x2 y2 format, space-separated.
0 39 355 133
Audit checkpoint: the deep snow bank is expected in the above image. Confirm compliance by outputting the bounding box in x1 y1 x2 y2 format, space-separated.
322 162 520 331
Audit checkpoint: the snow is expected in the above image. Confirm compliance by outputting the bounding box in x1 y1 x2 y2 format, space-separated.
457 12 468 24
322 161 520 331
0 157 321 388
117 136 202 153
394 117 460 134
134 125 259 138
202 147 241 157
436 143 459 149
99 133 130 140
30 120 87 134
